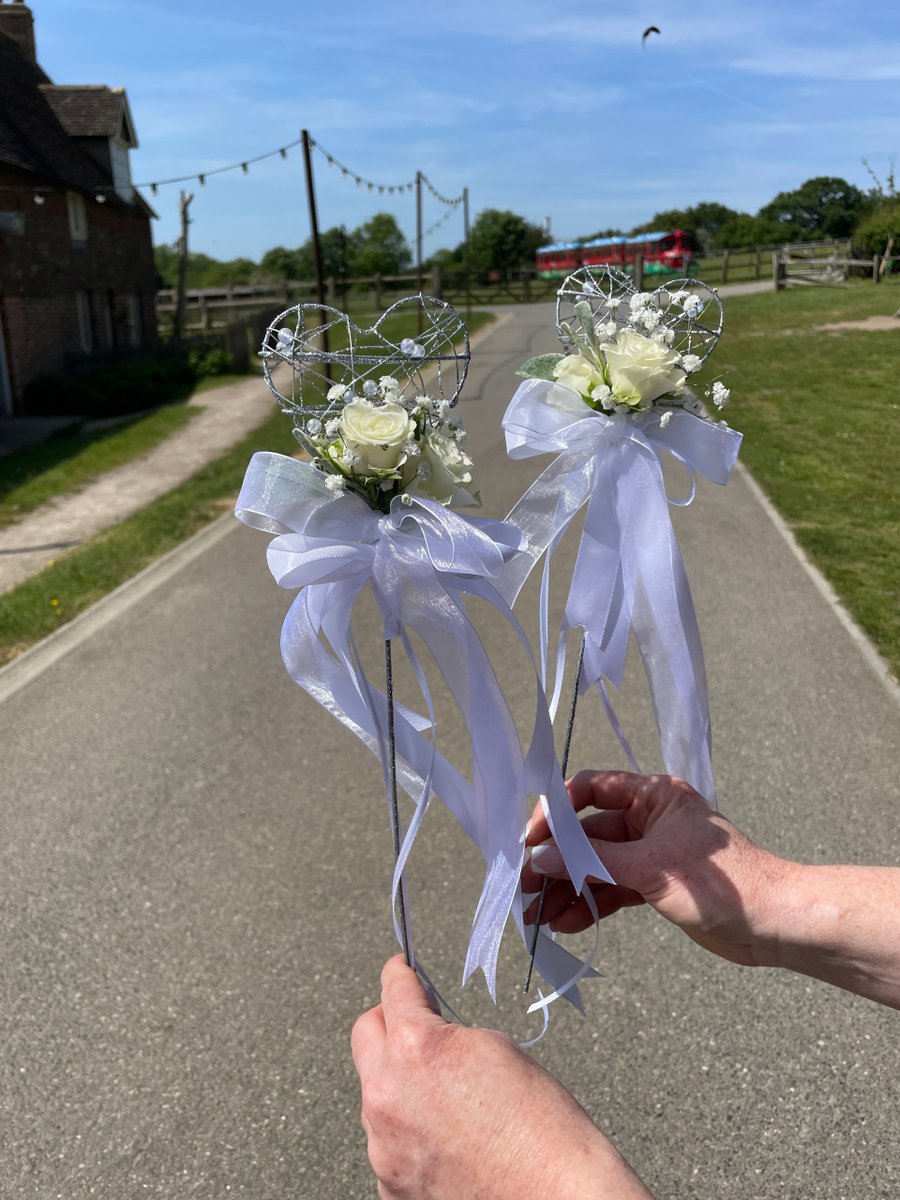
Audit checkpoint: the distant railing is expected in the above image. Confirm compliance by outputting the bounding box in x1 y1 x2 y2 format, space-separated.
773 250 883 290
155 238 892 324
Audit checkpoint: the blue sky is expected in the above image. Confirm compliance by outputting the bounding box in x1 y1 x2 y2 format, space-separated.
30 0 900 261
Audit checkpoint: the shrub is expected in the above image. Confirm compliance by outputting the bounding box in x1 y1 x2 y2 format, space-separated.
852 202 900 262
187 346 232 378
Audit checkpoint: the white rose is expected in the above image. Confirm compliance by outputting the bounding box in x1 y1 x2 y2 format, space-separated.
552 353 605 399
603 329 686 409
403 429 480 507
339 399 415 473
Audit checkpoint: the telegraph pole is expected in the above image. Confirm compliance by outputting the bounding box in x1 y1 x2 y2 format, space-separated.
301 128 330 374
463 186 471 314
173 189 194 344
415 169 424 295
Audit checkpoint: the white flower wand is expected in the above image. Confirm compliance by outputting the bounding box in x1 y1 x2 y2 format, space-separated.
236 298 610 1018
498 267 743 991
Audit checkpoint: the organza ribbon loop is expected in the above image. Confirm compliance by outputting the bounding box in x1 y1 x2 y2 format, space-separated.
500 380 743 804
235 452 605 1006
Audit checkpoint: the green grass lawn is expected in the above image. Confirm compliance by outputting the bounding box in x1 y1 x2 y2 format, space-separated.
695 281 900 677
0 404 201 527
0 310 495 665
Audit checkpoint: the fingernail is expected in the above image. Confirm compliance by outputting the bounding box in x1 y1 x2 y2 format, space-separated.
530 844 564 875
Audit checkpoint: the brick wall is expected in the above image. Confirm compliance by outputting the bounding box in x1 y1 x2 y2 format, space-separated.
0 170 159 414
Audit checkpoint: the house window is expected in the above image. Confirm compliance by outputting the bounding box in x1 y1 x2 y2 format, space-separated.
126 294 142 348
67 191 88 243
110 139 134 203
0 211 25 235
75 291 93 353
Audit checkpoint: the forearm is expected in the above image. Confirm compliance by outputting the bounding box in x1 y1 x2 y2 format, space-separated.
552 1133 655 1200
760 863 900 1008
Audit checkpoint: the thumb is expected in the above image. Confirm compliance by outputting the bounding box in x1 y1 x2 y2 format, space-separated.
531 837 644 892
380 955 444 1032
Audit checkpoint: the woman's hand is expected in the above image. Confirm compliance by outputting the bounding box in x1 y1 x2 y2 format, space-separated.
523 770 793 967
351 956 653 1199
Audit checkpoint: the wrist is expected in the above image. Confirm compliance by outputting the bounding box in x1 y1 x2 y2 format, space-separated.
733 851 807 970
552 1128 654 1200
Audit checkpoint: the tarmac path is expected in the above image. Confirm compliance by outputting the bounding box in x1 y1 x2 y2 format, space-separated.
1 301 898 1198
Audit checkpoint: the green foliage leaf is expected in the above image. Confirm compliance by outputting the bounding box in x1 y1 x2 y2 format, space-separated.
516 353 563 380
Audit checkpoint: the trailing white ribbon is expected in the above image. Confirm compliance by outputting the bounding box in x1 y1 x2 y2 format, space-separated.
501 378 743 804
235 452 612 1008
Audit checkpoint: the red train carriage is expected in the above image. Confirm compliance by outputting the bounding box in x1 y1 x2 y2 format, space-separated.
580 229 698 276
535 242 583 279
536 230 699 280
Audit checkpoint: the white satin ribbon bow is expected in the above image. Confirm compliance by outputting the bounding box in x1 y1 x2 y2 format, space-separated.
501 378 743 805
235 452 612 1008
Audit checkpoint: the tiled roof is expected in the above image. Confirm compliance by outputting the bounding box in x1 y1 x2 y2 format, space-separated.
40 85 127 141
0 31 116 193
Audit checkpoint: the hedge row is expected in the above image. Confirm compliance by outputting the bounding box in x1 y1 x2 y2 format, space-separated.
24 346 234 418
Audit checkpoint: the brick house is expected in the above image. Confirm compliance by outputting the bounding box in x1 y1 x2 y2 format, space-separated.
0 0 158 416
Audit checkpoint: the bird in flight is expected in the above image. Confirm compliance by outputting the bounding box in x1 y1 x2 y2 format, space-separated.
642 25 661 46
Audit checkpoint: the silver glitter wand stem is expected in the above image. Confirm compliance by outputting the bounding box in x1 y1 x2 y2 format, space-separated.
524 633 586 993
385 639 413 968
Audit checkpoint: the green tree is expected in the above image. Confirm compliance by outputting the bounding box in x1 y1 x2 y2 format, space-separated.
257 245 304 281
757 176 871 241
256 228 354 282
349 213 410 276
468 208 546 273
630 203 745 252
153 242 179 288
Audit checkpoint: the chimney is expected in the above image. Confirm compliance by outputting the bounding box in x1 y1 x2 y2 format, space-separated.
0 1 36 64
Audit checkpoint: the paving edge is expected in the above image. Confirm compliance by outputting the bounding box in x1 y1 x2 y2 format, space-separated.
0 513 236 706
735 461 900 708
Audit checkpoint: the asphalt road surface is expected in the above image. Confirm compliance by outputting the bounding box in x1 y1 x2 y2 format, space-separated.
2 304 899 1199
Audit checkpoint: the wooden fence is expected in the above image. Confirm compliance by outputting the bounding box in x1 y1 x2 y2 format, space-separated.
773 251 883 290
156 238 891 328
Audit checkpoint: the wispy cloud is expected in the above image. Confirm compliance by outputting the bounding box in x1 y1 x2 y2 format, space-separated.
732 46 900 82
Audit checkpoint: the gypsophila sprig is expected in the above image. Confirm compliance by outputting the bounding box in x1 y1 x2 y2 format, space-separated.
297 375 480 513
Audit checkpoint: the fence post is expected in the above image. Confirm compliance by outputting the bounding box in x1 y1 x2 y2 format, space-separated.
523 269 531 303
372 275 383 309
326 275 337 306
633 253 644 291
755 246 761 279
872 255 880 284
199 295 209 331
722 249 730 284
430 263 443 300
773 252 786 291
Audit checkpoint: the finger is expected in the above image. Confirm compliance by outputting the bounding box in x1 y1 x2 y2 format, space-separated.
549 886 645 933
351 1005 386 1080
525 772 651 848
568 770 692 832
521 818 627 892
380 955 444 1033
525 778 602 847
534 878 580 926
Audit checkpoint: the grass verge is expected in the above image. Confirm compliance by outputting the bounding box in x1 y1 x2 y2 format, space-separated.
0 370 266 527
0 404 200 527
0 311 495 666
696 282 900 678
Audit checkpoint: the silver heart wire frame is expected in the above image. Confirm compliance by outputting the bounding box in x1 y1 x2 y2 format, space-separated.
556 265 724 365
260 293 471 438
